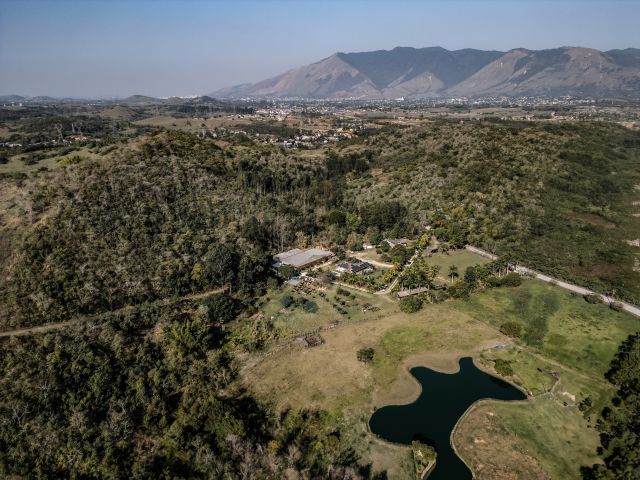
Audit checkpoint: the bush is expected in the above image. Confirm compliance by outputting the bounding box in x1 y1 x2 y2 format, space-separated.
501 273 522 287
448 280 472 299
399 296 423 313
499 321 522 338
357 347 375 363
280 294 294 308
494 359 514 376
609 301 624 312
301 299 318 313
583 293 602 304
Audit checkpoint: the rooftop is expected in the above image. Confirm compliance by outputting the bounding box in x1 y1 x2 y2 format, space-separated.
274 247 334 269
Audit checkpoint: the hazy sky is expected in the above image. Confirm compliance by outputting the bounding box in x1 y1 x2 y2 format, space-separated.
1 0 638 97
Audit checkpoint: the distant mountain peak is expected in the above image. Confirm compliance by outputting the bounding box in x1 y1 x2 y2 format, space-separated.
212 46 640 99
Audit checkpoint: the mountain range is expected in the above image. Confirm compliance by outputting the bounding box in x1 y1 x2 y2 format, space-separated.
212 46 640 99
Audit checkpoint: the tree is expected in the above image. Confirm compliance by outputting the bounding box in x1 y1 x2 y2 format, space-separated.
417 233 430 250
400 296 423 313
582 334 640 479
203 294 238 324
365 226 382 246
277 264 295 280
390 245 408 266
464 266 477 285
448 264 459 282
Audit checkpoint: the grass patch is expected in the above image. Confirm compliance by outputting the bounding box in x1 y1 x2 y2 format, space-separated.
424 249 490 282
491 397 601 479
454 280 639 378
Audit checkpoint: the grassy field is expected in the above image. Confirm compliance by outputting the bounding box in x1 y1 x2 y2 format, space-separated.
454 280 638 379
424 249 490 282
256 283 395 337
240 279 639 479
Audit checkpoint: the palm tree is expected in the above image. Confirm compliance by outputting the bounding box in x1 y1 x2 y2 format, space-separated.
448 264 458 283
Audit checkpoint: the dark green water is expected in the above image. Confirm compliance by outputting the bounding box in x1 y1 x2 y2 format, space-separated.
369 357 526 480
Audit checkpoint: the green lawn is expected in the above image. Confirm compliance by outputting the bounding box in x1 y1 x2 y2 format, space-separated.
424 249 490 282
454 279 639 378
491 397 601 479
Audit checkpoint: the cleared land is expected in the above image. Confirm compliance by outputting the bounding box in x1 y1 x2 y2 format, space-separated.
241 279 639 479
425 249 490 283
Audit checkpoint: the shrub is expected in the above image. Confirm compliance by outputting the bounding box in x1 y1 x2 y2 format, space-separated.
400 296 423 313
357 347 375 363
583 293 602 304
499 321 522 338
448 280 472 299
494 359 514 376
501 273 522 287
609 301 624 312
301 299 318 313
280 294 294 308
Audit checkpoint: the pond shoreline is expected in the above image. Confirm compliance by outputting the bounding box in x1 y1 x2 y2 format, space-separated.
368 352 530 480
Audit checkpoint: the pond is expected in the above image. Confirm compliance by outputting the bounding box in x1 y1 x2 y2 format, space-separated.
369 356 526 480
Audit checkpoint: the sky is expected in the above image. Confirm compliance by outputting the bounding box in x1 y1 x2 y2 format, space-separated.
0 0 638 98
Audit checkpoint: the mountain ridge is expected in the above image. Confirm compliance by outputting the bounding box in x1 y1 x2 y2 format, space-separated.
212 46 640 99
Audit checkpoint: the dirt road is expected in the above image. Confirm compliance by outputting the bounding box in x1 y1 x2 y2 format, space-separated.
466 245 640 318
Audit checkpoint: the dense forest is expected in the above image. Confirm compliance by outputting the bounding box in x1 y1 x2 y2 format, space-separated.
0 296 378 478
346 121 640 302
582 333 640 479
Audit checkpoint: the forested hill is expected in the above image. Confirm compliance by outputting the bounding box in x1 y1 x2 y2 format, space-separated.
1 121 639 330
345 121 640 302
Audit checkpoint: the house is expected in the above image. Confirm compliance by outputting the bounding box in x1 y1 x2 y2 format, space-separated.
273 247 334 270
334 261 374 275
384 238 409 248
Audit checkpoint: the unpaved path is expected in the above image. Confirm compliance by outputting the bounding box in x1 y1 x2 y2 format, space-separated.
0 286 226 338
465 246 640 318
0 321 74 338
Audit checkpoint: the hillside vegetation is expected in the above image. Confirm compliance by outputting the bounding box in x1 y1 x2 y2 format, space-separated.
346 121 640 302
1 121 639 329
